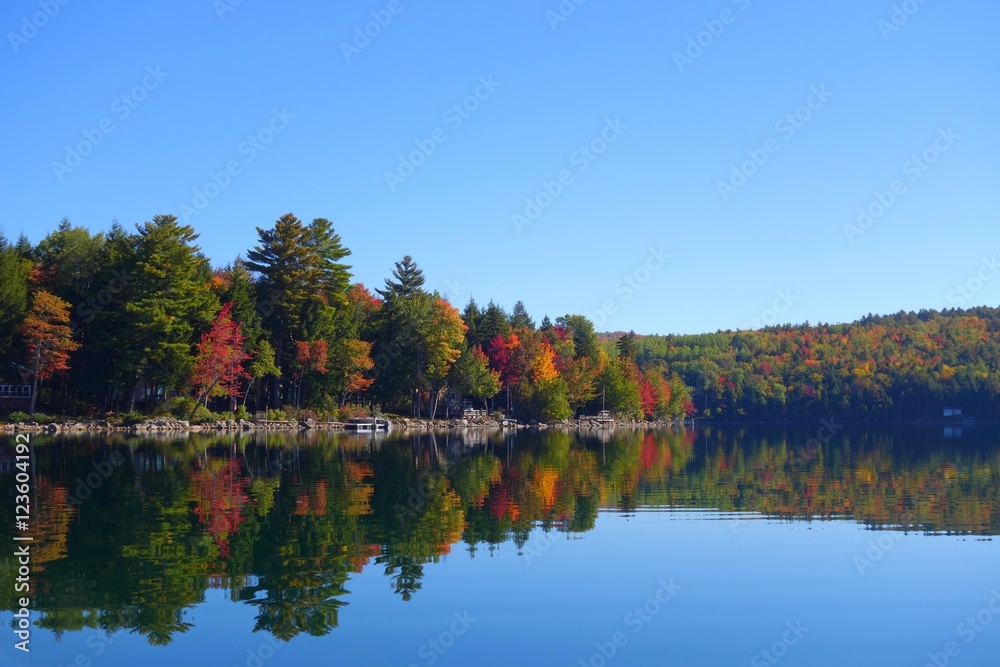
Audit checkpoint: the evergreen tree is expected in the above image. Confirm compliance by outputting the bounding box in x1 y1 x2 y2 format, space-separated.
307 218 353 305
557 314 599 360
617 331 639 360
245 214 323 405
510 301 535 330
372 256 431 412
462 297 483 347
377 255 425 299
0 235 32 358
480 301 511 342
121 215 217 409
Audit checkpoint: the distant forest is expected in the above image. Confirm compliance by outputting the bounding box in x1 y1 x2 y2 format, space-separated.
0 215 997 422
622 307 1000 421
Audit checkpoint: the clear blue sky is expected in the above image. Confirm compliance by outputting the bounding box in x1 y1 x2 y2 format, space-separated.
2 0 998 335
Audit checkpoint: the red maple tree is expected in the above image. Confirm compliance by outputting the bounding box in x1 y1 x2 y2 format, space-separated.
189 303 250 415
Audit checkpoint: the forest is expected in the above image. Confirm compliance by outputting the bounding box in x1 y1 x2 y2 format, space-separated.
0 215 690 423
2 215 999 423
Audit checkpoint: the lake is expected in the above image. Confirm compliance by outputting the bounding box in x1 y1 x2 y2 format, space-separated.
1 425 999 666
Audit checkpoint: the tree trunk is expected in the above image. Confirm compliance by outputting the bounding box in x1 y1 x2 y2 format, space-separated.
126 376 141 414
242 378 254 407
272 327 284 408
28 375 39 416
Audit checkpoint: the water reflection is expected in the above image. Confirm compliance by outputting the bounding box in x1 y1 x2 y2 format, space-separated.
1 426 997 644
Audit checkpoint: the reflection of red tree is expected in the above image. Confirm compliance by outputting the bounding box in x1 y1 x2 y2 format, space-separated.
295 480 328 516
349 543 381 573
191 459 250 559
486 486 519 521
640 434 659 474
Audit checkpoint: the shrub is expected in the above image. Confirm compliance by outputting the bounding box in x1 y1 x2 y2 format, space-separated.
30 413 61 425
339 404 369 420
190 405 220 424
7 411 29 423
160 396 198 420
265 407 287 421
120 411 145 425
235 405 249 421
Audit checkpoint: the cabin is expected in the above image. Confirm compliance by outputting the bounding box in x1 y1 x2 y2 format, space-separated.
445 389 487 418
0 385 31 412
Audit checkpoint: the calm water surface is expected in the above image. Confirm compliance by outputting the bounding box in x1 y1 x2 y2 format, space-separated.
1 425 998 666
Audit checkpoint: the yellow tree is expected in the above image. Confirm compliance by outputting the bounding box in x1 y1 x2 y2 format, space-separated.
423 298 466 418
337 338 375 406
19 290 80 415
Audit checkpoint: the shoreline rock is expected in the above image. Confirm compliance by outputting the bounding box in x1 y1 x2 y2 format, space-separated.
0 415 686 435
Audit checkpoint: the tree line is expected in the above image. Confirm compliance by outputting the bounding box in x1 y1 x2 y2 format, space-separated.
630 308 1000 421
0 215 692 421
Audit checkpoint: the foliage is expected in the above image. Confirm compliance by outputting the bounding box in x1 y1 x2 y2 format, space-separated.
188 303 250 413
20 289 80 415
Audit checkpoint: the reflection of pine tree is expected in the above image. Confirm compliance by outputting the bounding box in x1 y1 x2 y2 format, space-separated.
243 569 349 641
381 555 424 602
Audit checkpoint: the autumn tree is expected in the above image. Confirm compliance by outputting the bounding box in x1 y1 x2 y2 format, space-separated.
332 338 375 407
292 340 329 409
422 298 467 418
20 290 80 415
450 346 501 411
189 303 250 416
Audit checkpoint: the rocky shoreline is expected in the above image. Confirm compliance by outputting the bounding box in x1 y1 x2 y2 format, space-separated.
0 415 685 435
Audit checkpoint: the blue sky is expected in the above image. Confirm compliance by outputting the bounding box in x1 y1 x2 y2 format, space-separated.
2 0 998 334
